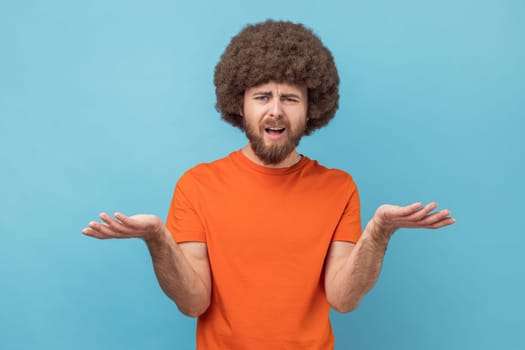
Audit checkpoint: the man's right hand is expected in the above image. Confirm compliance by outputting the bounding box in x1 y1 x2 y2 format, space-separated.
82 212 164 242
82 212 212 317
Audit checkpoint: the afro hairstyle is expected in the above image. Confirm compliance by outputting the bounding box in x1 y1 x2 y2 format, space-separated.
213 20 340 136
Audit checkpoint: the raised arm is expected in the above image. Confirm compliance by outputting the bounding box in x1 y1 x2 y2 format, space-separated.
82 213 211 317
324 202 455 313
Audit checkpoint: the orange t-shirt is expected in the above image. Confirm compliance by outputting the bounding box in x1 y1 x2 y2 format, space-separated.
166 150 361 349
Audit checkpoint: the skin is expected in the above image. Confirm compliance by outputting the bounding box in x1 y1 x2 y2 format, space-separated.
324 202 454 312
82 80 455 316
240 82 308 168
83 214 210 317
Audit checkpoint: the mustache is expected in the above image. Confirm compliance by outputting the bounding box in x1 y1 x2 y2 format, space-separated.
261 118 289 129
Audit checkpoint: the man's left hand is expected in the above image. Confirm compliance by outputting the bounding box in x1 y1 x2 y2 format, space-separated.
371 202 455 241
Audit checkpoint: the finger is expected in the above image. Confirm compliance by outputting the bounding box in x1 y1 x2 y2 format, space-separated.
82 227 112 240
396 202 424 217
99 213 135 235
87 220 123 238
406 202 438 221
427 217 456 229
114 212 142 230
419 209 451 226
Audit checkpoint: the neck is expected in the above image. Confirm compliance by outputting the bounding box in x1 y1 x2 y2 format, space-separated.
241 144 302 169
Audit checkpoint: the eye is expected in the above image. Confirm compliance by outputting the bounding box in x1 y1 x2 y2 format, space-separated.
282 96 299 103
254 95 270 102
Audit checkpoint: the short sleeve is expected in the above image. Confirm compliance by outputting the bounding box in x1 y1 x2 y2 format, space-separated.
331 177 362 243
165 172 206 243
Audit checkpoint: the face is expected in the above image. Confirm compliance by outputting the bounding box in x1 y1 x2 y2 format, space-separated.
241 81 308 165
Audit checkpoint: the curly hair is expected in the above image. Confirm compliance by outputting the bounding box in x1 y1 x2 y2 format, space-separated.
214 20 340 136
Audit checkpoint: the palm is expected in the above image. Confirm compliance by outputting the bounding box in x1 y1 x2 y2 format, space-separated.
127 214 162 228
374 202 454 231
83 212 164 240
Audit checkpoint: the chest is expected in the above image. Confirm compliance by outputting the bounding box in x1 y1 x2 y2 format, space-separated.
196 181 347 254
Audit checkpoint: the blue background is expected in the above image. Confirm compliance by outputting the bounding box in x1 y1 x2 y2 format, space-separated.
1 0 523 349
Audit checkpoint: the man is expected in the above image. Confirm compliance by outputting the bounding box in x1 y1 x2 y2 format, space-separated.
82 20 455 349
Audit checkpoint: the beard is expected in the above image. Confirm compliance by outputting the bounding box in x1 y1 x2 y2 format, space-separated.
243 117 306 165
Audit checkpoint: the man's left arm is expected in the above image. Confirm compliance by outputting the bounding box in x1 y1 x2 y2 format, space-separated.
324 202 455 313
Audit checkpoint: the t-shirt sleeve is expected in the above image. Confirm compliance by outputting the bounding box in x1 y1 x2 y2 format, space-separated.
331 176 362 243
165 172 206 243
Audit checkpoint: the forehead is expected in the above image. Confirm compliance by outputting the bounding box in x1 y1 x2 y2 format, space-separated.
245 81 307 96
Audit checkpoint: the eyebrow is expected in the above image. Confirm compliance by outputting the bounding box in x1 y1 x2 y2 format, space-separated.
280 93 301 99
252 91 302 99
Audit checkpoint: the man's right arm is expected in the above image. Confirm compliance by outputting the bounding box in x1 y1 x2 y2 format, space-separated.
145 228 211 317
82 212 211 317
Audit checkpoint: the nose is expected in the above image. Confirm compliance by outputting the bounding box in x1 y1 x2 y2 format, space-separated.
269 97 284 118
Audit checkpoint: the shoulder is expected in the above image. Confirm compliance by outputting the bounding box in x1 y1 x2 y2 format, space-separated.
176 152 237 189
304 157 358 191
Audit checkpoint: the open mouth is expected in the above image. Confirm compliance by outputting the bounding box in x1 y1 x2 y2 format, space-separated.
265 127 286 135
